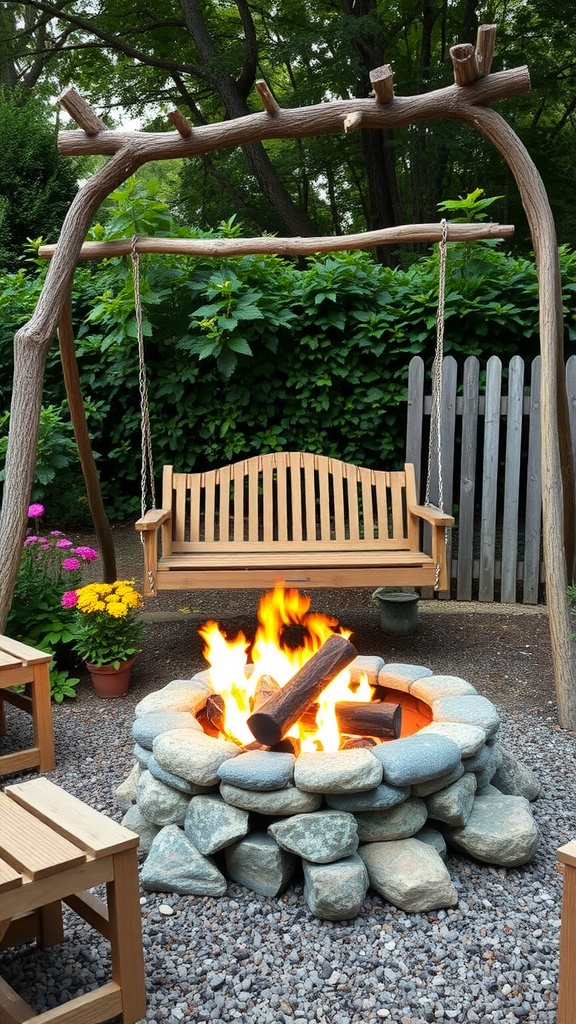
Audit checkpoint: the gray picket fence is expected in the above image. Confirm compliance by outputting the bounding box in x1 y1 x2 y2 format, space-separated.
405 354 576 604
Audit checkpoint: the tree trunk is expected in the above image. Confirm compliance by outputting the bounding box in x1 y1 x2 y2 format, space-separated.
58 300 117 583
0 148 143 630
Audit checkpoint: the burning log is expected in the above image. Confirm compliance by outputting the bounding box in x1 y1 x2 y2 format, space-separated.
340 736 378 750
272 736 302 756
335 701 402 739
205 693 226 732
247 633 357 746
252 674 280 712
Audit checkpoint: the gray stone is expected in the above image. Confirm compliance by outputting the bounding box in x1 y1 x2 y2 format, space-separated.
135 678 212 718
410 674 477 702
413 825 447 859
141 824 227 895
153 729 239 786
303 855 369 921
136 770 191 826
462 742 493 773
225 833 296 897
417 722 486 757
474 743 504 789
425 773 477 826
121 804 161 858
446 790 539 866
147 756 215 795
431 694 501 739
325 781 410 812
268 810 358 864
132 711 201 750
134 743 152 768
490 745 541 800
372 733 462 787
217 750 295 791
293 749 382 794
219 782 322 816
184 793 250 855
115 762 140 810
377 663 432 693
354 796 428 842
349 656 384 686
359 839 458 912
411 762 465 798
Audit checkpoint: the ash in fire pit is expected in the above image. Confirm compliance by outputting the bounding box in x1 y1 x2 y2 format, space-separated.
117 588 541 920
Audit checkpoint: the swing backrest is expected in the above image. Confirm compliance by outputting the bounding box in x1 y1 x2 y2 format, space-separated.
162 452 420 554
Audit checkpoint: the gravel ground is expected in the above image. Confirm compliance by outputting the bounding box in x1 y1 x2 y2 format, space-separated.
1 524 575 1024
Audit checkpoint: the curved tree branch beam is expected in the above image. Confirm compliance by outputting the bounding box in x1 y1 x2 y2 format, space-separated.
57 68 531 160
457 105 576 728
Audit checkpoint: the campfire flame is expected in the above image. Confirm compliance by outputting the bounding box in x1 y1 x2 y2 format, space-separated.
199 586 373 751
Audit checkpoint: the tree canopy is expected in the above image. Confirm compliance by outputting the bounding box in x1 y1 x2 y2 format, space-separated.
1 0 576 251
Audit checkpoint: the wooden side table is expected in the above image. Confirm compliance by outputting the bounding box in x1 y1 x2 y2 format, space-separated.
0 777 146 1024
557 840 576 1024
0 635 55 776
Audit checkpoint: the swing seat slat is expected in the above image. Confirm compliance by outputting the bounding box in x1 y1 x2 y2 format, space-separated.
135 454 453 596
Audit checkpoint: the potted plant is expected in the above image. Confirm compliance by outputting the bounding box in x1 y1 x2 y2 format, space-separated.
62 580 143 697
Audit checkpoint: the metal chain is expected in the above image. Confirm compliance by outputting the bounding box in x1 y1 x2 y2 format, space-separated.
131 237 156 595
425 218 448 514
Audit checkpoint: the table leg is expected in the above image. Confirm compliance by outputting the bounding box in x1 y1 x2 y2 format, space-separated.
107 848 147 1023
30 663 55 772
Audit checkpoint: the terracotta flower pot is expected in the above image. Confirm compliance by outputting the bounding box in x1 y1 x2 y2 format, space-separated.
86 657 135 698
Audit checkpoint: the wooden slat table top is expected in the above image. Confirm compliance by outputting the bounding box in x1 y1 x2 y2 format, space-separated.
0 635 52 667
0 858 22 894
0 793 86 880
5 778 139 858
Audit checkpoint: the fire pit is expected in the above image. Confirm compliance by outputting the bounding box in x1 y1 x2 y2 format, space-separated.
117 589 541 920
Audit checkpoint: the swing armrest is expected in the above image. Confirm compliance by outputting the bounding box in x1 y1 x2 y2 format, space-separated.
135 508 172 531
409 505 454 527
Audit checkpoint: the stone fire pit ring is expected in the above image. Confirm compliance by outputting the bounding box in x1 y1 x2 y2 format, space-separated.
116 658 541 920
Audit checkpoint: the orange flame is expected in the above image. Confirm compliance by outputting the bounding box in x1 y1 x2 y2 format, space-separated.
198 586 372 751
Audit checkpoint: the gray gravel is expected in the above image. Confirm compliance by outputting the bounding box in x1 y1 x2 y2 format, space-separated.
1 587 575 1023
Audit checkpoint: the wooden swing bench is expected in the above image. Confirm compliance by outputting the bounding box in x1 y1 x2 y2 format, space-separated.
135 452 453 597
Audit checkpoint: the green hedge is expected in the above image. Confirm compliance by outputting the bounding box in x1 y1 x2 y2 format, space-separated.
2 198 576 525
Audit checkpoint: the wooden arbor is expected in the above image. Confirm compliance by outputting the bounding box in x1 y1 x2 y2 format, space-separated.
0 25 575 728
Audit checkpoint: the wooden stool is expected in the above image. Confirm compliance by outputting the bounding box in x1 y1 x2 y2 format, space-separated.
0 777 146 1024
557 840 576 1024
0 636 55 777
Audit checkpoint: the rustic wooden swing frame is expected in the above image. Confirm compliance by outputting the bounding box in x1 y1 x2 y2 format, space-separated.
1 24 576 728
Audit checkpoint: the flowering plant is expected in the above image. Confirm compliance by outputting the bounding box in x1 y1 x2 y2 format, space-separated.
7 503 99 676
63 580 144 668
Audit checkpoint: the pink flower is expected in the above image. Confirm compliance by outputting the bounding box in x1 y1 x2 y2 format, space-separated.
56 539 73 548
75 546 99 562
50 530 64 537
28 503 45 518
61 591 78 608
62 557 81 571
23 535 38 547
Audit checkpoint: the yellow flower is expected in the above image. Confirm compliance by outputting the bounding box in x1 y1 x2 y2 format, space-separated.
108 602 128 618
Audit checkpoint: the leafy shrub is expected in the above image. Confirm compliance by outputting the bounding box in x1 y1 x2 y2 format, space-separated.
6 503 99 697
2 180 576 523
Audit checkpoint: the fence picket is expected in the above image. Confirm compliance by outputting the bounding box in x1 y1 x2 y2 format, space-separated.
479 357 502 602
524 357 542 604
456 356 480 601
501 355 524 602
406 353 571 604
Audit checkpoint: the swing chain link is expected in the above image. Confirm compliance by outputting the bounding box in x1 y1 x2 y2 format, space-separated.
131 236 156 595
425 218 449 590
